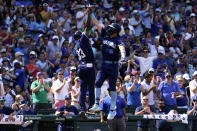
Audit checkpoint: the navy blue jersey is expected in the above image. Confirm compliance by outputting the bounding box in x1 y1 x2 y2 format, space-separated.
0 106 14 115
188 106 197 130
76 33 94 63
57 105 79 116
135 106 155 127
101 28 124 61
16 108 36 115
155 107 171 129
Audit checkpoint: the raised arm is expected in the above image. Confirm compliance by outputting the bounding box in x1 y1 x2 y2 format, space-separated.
84 6 92 35
91 12 102 33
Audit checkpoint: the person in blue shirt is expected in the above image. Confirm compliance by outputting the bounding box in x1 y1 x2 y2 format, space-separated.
157 73 181 109
0 96 16 131
156 99 173 131
175 75 188 108
153 50 168 78
126 71 142 110
6 62 26 91
135 96 155 131
187 96 197 131
89 8 126 120
16 100 36 131
55 95 78 131
100 95 128 131
73 7 95 120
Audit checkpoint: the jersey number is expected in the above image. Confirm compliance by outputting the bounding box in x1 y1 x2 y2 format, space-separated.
76 48 86 60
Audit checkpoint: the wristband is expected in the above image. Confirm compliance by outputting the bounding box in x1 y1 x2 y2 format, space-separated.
91 13 95 19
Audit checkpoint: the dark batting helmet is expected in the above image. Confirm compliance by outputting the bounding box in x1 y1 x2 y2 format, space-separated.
108 23 121 34
73 30 82 40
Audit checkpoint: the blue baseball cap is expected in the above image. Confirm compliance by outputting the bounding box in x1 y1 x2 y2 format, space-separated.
177 63 185 68
65 94 71 100
0 96 5 101
37 72 43 76
165 72 171 77
19 100 27 107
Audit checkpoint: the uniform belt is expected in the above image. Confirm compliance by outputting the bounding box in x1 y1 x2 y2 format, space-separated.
103 60 118 64
80 62 94 68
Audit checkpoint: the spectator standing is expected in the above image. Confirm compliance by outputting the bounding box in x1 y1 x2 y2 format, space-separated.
26 55 39 78
176 75 188 108
131 49 156 77
126 71 142 110
189 71 197 103
141 71 157 107
187 96 197 131
153 49 168 78
13 51 25 68
130 10 143 37
157 73 181 109
52 70 71 109
100 95 128 131
116 77 127 102
71 77 80 110
3 82 16 108
11 94 23 111
6 62 26 90
31 72 50 110
47 36 61 59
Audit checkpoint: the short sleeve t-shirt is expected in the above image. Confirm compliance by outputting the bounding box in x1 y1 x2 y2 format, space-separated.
31 80 49 103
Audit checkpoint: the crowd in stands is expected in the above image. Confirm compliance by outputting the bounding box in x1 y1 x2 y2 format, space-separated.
0 0 196 117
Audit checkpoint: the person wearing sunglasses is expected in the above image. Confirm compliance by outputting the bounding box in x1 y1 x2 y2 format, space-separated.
135 96 155 131
155 99 173 131
175 75 189 109
157 73 181 109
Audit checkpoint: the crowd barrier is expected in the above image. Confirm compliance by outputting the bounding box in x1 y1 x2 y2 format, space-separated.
0 108 193 131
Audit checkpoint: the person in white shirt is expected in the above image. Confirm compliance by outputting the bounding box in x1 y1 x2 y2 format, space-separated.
116 77 127 101
12 51 24 67
71 77 80 110
149 37 165 57
100 80 109 100
0 80 5 97
130 48 157 77
140 71 157 107
52 70 71 109
189 71 197 103
3 82 16 107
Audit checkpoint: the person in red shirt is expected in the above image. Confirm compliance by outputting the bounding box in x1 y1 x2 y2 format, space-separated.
0 26 10 45
27 56 39 78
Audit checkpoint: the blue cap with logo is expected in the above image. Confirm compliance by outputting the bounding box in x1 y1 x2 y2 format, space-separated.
19 100 27 107
65 94 71 100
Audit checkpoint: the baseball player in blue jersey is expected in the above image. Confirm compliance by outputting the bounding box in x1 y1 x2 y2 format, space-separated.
73 7 95 120
89 11 126 120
